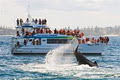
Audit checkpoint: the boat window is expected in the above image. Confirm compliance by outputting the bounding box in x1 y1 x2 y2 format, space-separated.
47 39 69 44
43 40 46 41
29 39 32 41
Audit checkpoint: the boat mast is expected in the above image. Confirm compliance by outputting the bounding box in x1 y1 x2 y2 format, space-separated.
27 5 32 22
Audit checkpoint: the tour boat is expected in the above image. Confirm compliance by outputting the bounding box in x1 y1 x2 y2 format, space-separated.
11 18 108 55
11 22 77 54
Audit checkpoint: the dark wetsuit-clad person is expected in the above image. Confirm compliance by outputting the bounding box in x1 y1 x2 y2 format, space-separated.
41 19 44 25
42 19 47 25
54 28 57 34
16 18 19 26
39 18 42 25
32 40 35 45
44 19 47 25
106 37 109 43
26 18 29 23
17 41 20 46
20 18 23 26
105 37 109 44
35 19 38 24
17 31 19 36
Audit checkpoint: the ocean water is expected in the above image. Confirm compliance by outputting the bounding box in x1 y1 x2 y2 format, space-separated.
0 36 120 80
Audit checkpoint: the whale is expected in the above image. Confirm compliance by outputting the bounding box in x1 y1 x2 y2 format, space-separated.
74 46 98 67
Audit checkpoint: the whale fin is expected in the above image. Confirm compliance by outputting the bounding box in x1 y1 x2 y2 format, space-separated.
94 61 98 67
74 46 98 67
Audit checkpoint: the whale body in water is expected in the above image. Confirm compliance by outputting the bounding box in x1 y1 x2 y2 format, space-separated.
74 46 98 67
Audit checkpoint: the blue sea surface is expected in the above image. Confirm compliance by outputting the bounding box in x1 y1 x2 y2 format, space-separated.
0 36 120 80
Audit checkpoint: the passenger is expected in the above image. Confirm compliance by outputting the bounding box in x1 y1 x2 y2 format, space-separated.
59 29 62 34
74 29 79 35
40 28 44 34
70 31 72 35
26 18 29 23
26 31 29 36
28 32 32 36
78 39 81 44
77 29 80 34
32 39 35 45
63 29 65 35
67 30 70 35
47 29 51 34
38 28 41 33
42 19 45 25
44 19 47 25
61 29 64 34
74 29 77 34
82 39 85 44
24 40 27 45
94 39 96 43
32 18 35 23
91 37 95 43
17 41 20 46
36 28 40 33
106 37 109 43
104 37 109 44
16 18 19 26
81 32 84 37
39 18 42 25
99 37 104 43
56 30 59 34
71 31 75 36
17 31 20 36
49 30 52 34
97 39 100 43
86 37 90 42
54 28 57 34
20 18 23 26
22 28 25 35
78 33 82 38
36 39 39 45
35 19 38 24
46 29 49 34
32 31 35 35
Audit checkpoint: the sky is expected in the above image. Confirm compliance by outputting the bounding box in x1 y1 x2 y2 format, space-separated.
0 0 120 29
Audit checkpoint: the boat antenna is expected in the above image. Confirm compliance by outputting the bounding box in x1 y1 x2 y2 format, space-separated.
27 5 32 20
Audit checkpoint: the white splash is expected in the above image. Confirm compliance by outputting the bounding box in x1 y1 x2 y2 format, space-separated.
12 37 120 79
16 63 120 79
45 37 78 66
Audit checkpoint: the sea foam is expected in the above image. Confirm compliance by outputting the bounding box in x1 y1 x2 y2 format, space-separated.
45 37 78 66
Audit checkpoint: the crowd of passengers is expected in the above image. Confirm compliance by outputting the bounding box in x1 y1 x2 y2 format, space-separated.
15 39 41 47
16 18 47 26
15 36 109 47
15 18 109 46
16 28 85 37
78 37 109 44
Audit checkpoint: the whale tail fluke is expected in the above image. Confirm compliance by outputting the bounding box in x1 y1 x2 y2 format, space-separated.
94 61 98 67
74 45 98 67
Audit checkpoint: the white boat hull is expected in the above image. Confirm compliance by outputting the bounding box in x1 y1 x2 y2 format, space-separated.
12 43 107 55
78 43 107 55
